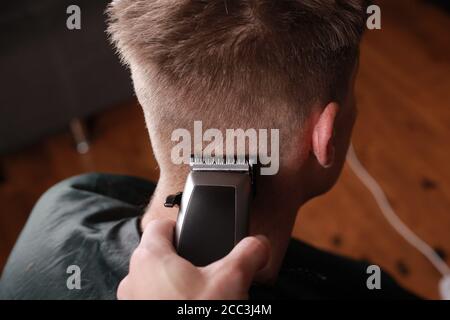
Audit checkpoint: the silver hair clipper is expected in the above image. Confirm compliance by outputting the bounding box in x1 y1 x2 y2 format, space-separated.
164 156 257 266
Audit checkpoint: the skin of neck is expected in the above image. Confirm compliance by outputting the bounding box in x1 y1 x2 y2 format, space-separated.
141 169 307 285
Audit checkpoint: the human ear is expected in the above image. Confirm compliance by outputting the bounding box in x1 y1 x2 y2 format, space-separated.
311 102 339 168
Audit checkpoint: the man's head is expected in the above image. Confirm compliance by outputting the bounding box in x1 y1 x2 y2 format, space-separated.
108 0 367 206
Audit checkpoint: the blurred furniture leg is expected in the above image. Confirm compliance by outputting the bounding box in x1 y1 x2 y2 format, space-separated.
70 119 90 154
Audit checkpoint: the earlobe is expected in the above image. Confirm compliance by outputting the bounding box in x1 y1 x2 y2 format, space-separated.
312 102 339 168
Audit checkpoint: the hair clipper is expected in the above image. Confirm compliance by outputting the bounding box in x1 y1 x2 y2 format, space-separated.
164 156 257 266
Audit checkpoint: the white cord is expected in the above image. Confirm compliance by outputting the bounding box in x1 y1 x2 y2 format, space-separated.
346 143 450 299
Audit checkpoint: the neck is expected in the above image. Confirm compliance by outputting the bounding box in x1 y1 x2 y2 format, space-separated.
141 175 302 284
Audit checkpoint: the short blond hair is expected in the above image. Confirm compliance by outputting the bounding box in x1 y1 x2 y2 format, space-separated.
107 0 367 173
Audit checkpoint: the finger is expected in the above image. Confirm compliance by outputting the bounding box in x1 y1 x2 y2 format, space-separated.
116 277 130 300
139 218 176 253
208 235 270 288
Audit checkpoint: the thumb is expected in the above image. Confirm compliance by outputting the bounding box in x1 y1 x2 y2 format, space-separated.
139 218 176 253
208 235 270 289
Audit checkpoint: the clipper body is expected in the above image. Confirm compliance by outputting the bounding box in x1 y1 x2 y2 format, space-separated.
170 158 254 266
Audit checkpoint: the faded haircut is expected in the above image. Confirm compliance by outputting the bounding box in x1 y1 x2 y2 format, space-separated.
107 0 368 171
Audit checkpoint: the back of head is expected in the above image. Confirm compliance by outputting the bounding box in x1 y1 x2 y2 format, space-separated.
107 0 367 179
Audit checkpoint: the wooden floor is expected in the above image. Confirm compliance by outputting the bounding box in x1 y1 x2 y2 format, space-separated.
1 0 449 299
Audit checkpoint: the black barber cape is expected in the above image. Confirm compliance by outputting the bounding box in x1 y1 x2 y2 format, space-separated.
0 174 418 299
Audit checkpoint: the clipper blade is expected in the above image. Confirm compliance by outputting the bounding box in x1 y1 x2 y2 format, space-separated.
190 155 253 173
